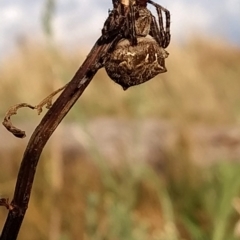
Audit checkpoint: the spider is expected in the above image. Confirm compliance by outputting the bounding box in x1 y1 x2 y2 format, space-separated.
101 0 171 90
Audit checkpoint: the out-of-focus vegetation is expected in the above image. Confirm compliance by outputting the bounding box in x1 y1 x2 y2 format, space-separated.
1 37 240 240
1 38 240 123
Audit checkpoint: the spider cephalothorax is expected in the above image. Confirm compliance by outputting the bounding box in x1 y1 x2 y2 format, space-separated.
102 0 171 90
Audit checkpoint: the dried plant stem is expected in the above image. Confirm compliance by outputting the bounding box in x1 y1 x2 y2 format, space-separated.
0 0 134 238
0 38 114 240
2 84 67 138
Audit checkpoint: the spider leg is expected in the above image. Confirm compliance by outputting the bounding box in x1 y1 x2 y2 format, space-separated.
148 0 171 48
112 0 119 8
101 1 126 43
99 0 139 66
152 4 165 44
101 0 138 46
149 13 163 46
128 1 138 45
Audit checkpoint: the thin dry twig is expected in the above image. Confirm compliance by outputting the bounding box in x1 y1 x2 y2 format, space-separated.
2 104 35 138
35 83 68 114
0 198 13 211
0 1 139 239
0 41 111 240
2 84 68 138
0 3 130 237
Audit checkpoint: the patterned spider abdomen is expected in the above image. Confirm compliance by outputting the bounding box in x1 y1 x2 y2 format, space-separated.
105 36 169 90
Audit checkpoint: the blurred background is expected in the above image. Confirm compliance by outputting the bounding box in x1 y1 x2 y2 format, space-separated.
1 0 240 239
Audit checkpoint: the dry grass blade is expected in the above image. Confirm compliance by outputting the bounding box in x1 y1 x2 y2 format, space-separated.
2 84 68 138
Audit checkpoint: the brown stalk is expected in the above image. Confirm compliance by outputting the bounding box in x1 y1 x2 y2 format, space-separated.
0 1 135 239
0 37 116 240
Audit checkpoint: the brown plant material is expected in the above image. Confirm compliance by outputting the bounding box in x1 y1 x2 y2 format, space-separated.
2 84 68 138
0 30 121 240
0 198 13 211
0 0 134 237
0 0 171 239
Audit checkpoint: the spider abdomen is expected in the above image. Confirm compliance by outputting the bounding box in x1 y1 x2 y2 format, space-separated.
105 36 169 90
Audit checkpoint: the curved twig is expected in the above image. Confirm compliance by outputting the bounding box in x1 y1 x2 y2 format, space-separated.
2 84 68 138
3 103 35 138
0 37 115 240
0 1 131 239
